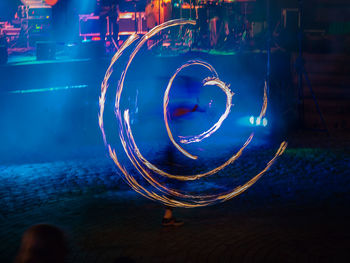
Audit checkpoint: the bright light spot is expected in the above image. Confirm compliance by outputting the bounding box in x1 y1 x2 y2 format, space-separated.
262 118 268 127
249 116 254 125
9 85 88 94
256 117 261 126
120 13 133 19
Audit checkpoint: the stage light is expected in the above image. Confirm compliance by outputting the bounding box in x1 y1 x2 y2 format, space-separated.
256 117 261 126
249 116 254 125
262 118 268 127
246 116 268 127
45 0 58 6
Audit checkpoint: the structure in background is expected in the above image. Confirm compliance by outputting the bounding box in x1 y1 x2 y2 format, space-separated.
0 0 348 131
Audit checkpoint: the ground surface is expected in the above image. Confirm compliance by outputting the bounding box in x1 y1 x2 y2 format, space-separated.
1 132 350 263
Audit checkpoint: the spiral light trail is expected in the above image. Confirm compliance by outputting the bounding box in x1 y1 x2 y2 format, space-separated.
99 19 287 208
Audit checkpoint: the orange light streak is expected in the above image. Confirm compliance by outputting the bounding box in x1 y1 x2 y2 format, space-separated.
99 19 288 208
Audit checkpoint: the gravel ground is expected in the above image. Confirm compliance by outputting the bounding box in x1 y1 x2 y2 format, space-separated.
1 132 349 263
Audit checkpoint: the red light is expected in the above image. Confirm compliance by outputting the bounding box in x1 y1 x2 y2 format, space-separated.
92 37 101 41
45 0 58 6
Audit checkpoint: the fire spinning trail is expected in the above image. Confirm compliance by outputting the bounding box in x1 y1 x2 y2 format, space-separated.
99 19 287 208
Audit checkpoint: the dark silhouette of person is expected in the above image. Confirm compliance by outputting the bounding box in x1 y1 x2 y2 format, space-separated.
14 224 67 263
162 76 204 226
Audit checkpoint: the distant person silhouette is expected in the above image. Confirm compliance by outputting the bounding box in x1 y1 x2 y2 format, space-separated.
14 224 67 263
162 76 204 227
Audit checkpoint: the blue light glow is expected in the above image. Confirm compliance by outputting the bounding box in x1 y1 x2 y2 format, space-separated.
9 85 88 94
256 117 261 126
249 116 254 125
262 117 268 127
238 116 269 127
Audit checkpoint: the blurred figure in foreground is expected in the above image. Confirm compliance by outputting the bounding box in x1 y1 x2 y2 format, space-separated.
162 76 205 227
14 224 67 263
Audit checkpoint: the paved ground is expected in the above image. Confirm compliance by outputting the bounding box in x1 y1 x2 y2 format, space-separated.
1 132 350 263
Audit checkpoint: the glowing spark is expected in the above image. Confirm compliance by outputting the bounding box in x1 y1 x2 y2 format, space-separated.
178 77 234 144
99 19 287 208
163 60 220 160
